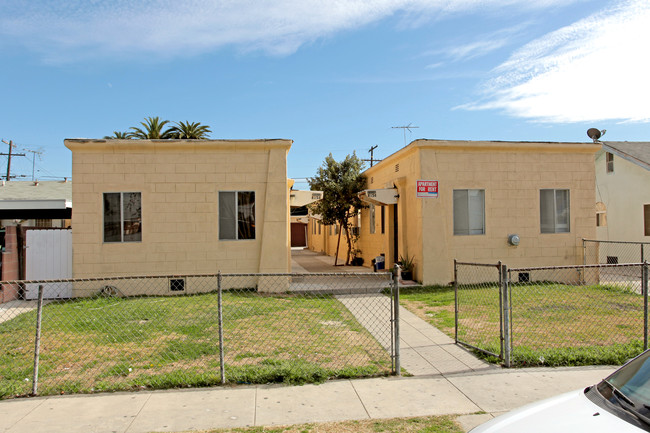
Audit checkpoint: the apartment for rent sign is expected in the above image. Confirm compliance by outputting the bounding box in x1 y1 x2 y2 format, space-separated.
416 180 438 198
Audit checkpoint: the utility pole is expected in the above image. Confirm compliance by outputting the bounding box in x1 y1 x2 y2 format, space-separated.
0 139 26 181
391 123 419 147
368 145 378 167
362 145 382 167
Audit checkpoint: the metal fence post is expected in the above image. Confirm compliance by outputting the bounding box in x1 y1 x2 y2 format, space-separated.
392 264 401 376
497 261 503 359
32 285 44 395
641 262 648 350
454 260 458 344
218 271 225 384
500 265 511 368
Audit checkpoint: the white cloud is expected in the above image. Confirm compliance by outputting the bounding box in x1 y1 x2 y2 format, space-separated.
462 0 650 123
422 23 529 65
0 0 576 63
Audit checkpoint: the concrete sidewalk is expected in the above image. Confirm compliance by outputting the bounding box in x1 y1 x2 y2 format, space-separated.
0 366 614 433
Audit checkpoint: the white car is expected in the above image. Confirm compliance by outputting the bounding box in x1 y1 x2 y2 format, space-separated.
470 351 650 432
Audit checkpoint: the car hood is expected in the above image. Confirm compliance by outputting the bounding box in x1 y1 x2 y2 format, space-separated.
470 389 643 433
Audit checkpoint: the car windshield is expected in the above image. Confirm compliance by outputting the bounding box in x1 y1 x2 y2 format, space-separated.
603 350 650 407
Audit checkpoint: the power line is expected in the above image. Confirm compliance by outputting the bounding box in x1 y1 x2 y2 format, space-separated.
0 139 26 181
362 145 382 167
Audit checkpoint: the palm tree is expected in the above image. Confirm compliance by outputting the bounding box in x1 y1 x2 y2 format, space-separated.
103 131 131 139
129 117 174 139
168 121 212 139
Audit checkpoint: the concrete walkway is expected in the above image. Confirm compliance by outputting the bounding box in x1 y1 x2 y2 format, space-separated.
293 247 494 376
0 250 618 432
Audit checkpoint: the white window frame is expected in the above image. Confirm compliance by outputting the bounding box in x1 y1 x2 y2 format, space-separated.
453 189 485 236
369 204 376 234
540 189 570 234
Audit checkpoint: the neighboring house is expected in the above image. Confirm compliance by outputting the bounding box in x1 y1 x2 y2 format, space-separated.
64 138 292 293
595 142 650 244
0 180 72 302
289 189 322 248
309 139 600 285
0 180 72 227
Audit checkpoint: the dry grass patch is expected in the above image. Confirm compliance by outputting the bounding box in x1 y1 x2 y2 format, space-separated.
0 291 391 398
185 415 463 433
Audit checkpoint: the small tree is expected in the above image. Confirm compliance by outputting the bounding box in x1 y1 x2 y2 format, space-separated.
308 153 366 265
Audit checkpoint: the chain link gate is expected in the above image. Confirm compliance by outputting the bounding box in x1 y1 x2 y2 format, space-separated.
0 271 399 399
455 259 650 368
454 261 510 366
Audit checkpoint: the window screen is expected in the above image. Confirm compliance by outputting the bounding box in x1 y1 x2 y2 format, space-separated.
540 189 570 233
453 189 485 235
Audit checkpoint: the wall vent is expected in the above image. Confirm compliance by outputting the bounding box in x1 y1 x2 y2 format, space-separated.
170 278 186 292
395 164 399 172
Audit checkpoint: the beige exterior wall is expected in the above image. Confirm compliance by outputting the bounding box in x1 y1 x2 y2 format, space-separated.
65 139 292 287
595 150 650 242
356 139 599 285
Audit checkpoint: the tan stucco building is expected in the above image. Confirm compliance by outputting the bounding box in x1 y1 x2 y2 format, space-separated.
309 139 600 285
65 139 292 287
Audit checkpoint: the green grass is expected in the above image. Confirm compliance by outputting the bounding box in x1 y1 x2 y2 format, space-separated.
0 291 390 399
399 282 647 367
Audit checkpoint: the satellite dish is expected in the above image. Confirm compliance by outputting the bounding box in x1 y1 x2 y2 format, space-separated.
587 128 601 141
587 128 606 142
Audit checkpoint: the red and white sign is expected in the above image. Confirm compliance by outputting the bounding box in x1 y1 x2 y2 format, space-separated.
417 180 438 198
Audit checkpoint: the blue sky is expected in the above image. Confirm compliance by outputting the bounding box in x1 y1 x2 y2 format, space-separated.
1 0 648 187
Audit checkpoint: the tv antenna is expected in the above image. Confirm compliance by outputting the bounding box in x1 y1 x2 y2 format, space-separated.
392 123 419 147
24 148 44 181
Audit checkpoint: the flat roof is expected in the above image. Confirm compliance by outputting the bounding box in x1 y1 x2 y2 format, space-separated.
0 180 72 206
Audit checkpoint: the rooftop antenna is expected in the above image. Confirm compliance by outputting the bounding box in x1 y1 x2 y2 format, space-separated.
587 128 606 143
24 148 44 181
392 123 419 147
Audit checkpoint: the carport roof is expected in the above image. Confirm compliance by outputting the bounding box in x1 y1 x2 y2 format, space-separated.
0 181 72 218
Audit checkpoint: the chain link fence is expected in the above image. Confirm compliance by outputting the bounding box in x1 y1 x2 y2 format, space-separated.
455 261 649 368
584 239 650 292
0 272 396 399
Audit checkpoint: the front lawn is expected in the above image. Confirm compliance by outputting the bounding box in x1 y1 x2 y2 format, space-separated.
0 291 390 399
399 283 645 367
